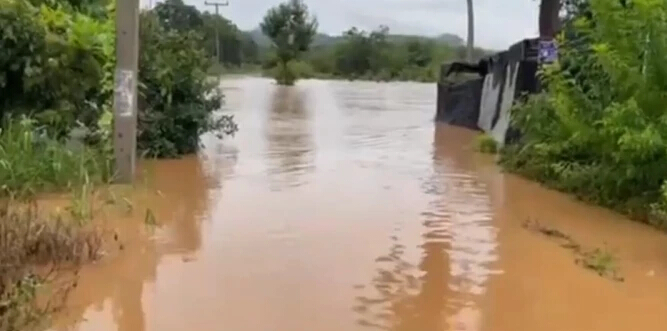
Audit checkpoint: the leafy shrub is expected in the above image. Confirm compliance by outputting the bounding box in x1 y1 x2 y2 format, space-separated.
0 0 114 138
137 11 237 158
502 0 667 224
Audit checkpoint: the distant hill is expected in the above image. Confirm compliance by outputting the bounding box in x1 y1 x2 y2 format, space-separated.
245 28 464 48
434 34 465 46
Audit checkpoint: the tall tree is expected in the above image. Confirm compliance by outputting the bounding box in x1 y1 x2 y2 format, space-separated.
260 0 318 85
152 0 203 32
466 0 474 62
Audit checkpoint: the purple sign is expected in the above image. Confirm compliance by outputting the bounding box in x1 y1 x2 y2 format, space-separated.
538 39 558 63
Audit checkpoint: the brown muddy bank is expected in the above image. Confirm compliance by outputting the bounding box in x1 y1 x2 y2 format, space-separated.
49 77 667 331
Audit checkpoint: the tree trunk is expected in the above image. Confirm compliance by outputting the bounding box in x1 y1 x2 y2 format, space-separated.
539 0 561 39
466 0 474 62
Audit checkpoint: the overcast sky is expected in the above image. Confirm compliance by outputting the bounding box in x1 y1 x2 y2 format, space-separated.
140 0 539 50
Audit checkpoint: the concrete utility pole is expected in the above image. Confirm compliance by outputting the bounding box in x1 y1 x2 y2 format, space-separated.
205 1 229 62
113 0 140 183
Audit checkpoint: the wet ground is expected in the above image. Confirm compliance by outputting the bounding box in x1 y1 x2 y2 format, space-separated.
52 77 667 331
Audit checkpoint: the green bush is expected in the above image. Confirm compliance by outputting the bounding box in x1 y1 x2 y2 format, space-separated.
137 11 238 157
502 0 667 224
1 0 237 161
0 0 114 137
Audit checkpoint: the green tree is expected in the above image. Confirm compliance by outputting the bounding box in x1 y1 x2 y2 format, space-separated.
138 10 237 157
260 0 318 85
153 0 204 32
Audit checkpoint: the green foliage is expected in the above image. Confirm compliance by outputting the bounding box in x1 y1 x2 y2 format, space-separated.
502 0 667 225
0 0 114 137
152 0 202 31
267 25 489 82
202 12 259 66
474 133 498 154
0 116 113 199
151 0 259 68
260 0 317 85
137 10 238 158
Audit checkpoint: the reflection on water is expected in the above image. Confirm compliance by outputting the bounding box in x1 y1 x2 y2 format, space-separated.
353 125 497 331
53 77 667 331
52 157 215 331
265 85 314 190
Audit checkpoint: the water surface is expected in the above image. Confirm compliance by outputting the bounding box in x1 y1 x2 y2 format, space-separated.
53 77 667 331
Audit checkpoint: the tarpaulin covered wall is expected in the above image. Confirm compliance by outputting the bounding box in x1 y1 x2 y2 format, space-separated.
436 38 541 145
436 78 483 130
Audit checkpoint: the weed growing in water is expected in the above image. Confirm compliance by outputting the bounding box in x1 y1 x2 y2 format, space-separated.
473 133 498 154
576 246 622 281
522 219 624 282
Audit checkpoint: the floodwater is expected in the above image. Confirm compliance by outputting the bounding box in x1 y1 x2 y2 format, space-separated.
52 77 667 331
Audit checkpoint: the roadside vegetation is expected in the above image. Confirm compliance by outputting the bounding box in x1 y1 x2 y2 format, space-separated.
474 133 498 154
501 0 667 228
0 0 236 329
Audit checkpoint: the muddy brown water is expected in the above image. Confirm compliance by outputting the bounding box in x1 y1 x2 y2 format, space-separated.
51 77 667 331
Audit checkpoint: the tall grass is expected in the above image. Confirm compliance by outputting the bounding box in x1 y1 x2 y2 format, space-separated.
0 200 105 331
0 117 114 199
0 116 114 330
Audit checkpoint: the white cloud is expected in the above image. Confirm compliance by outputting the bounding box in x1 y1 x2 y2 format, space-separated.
141 0 540 50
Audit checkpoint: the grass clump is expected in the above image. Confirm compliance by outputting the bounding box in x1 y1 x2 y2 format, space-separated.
473 133 498 154
576 247 621 280
0 117 113 200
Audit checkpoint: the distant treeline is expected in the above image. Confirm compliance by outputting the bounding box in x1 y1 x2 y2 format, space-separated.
175 1 492 81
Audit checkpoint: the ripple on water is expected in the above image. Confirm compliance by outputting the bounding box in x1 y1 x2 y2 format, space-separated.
351 125 500 331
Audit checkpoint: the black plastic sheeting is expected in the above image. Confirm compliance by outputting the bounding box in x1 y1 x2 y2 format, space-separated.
439 61 488 82
435 38 541 144
435 79 483 130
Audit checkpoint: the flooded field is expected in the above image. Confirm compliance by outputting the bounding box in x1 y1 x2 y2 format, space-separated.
52 77 667 331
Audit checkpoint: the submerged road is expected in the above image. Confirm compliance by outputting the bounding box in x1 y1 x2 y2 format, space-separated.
53 77 667 331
